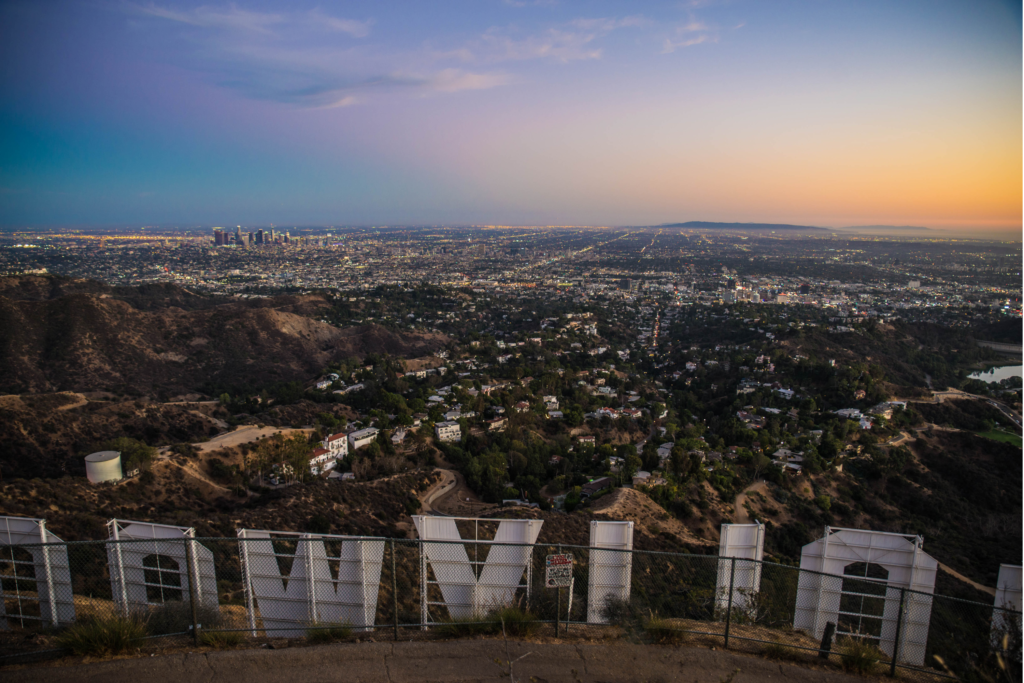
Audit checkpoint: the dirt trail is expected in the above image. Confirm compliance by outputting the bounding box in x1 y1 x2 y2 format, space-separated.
939 562 996 597
420 468 457 515
54 393 89 411
193 425 313 453
732 480 768 524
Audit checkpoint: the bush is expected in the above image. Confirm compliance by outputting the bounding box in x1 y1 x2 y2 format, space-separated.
198 630 244 648
57 614 149 656
838 638 885 675
305 622 353 644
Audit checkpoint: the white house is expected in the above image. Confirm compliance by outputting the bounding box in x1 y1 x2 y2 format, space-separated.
322 432 349 460
309 447 335 476
349 427 380 450
435 421 462 443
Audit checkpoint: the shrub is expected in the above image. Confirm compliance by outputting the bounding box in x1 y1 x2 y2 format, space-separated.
305 622 353 644
198 630 244 648
838 638 885 675
57 614 149 656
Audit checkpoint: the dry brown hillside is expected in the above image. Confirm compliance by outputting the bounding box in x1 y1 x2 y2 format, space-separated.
0 275 448 395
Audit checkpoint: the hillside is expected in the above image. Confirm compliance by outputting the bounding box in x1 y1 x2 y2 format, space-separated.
741 430 1021 587
0 275 448 395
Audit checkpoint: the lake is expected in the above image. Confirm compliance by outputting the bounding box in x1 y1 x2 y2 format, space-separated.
969 364 1024 384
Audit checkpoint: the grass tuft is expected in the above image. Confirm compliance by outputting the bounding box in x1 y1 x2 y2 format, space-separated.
494 606 540 638
57 614 149 657
838 637 886 675
760 639 801 661
435 614 496 638
435 606 540 639
644 616 686 645
198 630 245 648
305 622 353 644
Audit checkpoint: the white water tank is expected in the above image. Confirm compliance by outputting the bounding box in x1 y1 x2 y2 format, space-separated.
85 451 123 484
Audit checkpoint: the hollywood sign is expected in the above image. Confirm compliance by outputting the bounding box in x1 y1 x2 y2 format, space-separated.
1 514 1020 667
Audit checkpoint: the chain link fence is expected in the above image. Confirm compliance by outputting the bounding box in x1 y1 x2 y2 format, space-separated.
2 534 1020 681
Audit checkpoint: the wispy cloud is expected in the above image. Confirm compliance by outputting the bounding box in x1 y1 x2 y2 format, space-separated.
130 3 372 38
131 3 285 34
661 14 720 53
123 3 508 107
452 15 647 64
307 9 373 38
503 0 559 7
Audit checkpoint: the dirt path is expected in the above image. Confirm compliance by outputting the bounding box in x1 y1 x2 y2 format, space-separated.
152 458 232 495
193 425 313 453
733 480 768 524
420 468 458 515
54 393 89 411
191 410 229 431
886 431 913 446
938 562 996 597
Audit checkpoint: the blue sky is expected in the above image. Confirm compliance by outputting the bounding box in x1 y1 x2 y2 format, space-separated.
0 1 1020 234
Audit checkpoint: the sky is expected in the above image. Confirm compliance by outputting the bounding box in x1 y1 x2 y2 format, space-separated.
0 0 1021 235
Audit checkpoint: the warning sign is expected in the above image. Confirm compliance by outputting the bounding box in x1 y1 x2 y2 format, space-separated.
545 553 573 588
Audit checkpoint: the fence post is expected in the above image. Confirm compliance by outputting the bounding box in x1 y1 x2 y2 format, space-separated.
890 588 906 678
555 545 561 637
391 539 399 642
184 538 200 646
724 557 736 649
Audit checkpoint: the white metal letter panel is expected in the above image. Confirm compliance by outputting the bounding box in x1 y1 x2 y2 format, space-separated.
992 564 1022 646
0 516 75 629
793 527 937 666
239 529 385 636
716 523 765 615
412 516 543 619
106 520 218 613
587 521 634 624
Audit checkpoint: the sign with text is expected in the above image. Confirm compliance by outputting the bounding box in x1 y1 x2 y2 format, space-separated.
545 553 573 588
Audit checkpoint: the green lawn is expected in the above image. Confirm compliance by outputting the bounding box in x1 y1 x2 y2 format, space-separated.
976 430 1023 448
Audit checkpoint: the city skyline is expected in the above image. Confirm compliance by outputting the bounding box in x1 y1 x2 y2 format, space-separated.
1 1 1021 236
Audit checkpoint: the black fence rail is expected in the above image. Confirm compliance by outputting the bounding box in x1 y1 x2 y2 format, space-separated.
1 536 1019 681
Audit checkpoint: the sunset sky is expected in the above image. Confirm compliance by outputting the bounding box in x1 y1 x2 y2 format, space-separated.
1 1 1020 235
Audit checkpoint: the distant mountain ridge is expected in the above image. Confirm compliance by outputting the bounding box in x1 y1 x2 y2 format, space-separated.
658 221 826 231
842 224 932 232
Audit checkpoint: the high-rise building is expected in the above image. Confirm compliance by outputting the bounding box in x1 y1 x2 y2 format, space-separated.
256 229 264 245
213 229 224 246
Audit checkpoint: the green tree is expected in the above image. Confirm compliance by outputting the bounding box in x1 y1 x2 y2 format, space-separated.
97 437 156 473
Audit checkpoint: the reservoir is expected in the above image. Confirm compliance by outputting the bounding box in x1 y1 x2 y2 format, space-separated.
969 364 1023 383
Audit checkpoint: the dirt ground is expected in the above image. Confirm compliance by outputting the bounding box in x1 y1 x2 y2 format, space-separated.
591 488 716 549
